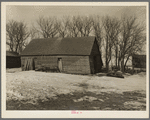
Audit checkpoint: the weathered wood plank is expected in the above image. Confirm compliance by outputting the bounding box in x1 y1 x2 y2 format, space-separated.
21 56 91 74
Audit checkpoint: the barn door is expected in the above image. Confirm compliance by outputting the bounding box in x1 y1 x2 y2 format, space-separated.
24 58 35 71
58 58 62 72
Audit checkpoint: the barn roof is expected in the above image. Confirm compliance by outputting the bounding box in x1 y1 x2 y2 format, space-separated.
21 36 97 56
6 51 19 57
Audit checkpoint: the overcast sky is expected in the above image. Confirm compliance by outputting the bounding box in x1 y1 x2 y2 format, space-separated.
6 5 147 54
6 6 146 27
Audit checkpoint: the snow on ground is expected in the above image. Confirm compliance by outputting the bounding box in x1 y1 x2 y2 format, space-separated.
6 68 146 103
87 73 146 94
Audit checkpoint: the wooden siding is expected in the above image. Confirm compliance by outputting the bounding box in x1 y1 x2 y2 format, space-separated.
96 55 103 72
89 55 102 73
6 56 21 68
90 40 101 55
132 55 146 68
21 56 91 74
89 39 103 73
89 56 95 74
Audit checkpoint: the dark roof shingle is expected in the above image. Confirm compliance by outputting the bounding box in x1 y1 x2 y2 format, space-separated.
21 36 96 56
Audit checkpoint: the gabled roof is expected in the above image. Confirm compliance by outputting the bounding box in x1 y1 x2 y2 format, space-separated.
6 51 19 57
21 36 97 56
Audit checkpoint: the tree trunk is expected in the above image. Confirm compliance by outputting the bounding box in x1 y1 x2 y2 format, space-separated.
115 46 118 68
124 55 130 70
105 39 108 71
121 57 124 73
106 62 109 72
118 59 120 69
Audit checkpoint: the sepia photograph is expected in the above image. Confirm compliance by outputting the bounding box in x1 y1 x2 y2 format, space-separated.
1 2 149 118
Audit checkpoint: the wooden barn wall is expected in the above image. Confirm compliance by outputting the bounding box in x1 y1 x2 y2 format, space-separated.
89 56 94 74
132 55 146 68
89 39 103 73
21 56 91 74
89 55 102 73
96 55 103 72
90 40 101 55
6 56 21 68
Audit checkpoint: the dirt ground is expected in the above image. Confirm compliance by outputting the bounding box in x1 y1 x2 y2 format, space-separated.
6 68 146 110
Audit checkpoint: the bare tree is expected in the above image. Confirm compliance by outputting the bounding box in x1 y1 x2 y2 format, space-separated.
57 16 70 38
93 15 103 52
67 16 80 37
111 19 121 68
30 24 41 39
67 15 94 37
76 16 93 37
6 20 30 53
36 16 59 38
102 16 121 71
119 15 146 72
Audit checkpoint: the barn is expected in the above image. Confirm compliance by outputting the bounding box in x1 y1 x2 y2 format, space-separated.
6 51 21 68
20 37 103 74
132 54 146 68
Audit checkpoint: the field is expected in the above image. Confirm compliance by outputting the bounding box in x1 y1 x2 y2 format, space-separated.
6 68 146 110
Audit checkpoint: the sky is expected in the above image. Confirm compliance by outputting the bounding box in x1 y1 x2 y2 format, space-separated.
6 5 147 54
6 6 146 27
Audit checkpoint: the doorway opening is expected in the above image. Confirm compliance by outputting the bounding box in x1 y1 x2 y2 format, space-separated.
23 58 35 71
57 58 62 72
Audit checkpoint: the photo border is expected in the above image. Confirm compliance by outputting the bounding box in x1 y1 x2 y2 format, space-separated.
1 2 149 118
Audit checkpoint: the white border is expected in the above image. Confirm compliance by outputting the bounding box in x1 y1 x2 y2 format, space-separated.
1 2 149 118
1 2 149 6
